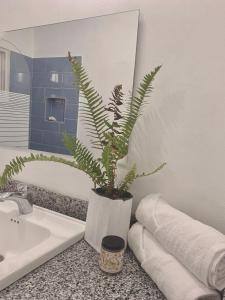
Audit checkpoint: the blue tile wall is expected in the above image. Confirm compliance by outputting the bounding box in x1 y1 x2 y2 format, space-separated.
30 56 81 155
45 88 63 99
10 51 32 95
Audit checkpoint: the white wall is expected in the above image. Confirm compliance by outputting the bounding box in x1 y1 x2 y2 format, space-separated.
1 28 34 57
0 0 225 233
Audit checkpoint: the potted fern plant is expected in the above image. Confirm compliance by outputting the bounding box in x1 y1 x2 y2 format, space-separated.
0 53 165 252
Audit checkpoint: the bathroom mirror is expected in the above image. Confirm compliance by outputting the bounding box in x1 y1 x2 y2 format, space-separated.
0 10 139 155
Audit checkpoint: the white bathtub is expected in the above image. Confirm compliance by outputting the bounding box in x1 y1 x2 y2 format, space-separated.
0 200 85 291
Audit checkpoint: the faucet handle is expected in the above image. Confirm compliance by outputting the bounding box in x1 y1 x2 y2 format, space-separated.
0 192 12 200
16 183 27 198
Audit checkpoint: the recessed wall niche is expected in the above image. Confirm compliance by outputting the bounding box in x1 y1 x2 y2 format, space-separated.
46 97 65 123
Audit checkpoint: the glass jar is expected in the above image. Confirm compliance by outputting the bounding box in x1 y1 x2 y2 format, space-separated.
99 235 125 274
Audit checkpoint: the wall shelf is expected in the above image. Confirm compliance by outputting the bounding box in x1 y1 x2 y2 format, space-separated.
45 97 65 123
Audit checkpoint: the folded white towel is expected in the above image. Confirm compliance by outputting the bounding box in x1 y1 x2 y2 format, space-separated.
136 194 225 290
128 222 221 300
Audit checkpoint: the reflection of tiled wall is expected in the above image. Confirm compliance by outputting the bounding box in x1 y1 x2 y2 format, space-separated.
30 57 81 155
10 51 32 95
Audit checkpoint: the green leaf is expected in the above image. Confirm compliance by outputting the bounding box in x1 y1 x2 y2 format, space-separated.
64 133 106 187
68 53 109 149
0 154 78 187
118 65 162 158
136 162 166 178
118 164 137 192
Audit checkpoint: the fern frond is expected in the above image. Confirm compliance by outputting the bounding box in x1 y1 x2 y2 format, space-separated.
0 60 165 198
118 66 162 158
136 162 166 179
0 153 78 187
101 141 114 185
64 133 105 187
118 164 137 192
68 52 109 149
118 162 166 193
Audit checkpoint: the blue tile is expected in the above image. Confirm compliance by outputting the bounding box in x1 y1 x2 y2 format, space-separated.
31 101 45 117
54 145 71 155
33 58 48 73
62 88 79 104
29 142 70 155
45 57 72 73
45 88 63 99
65 104 78 120
42 131 64 147
60 125 76 136
29 142 45 152
10 72 31 95
32 72 47 88
59 124 66 134
30 116 62 136
41 120 59 132
59 124 66 135
59 123 75 135
25 56 33 74
43 145 66 154
64 118 77 134
32 88 44 102
30 116 43 130
62 73 77 88
29 56 81 155
46 72 63 88
30 129 43 144
10 51 30 73
10 52 32 94
57 147 71 155
41 145 58 153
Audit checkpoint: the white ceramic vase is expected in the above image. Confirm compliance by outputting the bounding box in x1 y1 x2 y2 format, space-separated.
85 190 133 252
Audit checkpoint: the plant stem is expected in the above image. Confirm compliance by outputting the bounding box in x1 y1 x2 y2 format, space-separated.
107 120 116 196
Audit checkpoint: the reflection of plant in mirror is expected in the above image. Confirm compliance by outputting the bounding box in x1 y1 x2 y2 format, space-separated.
0 53 166 200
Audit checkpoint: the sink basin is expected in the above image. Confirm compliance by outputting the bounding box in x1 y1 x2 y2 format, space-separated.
0 200 85 291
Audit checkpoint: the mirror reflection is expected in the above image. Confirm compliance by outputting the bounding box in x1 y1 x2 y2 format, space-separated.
0 10 138 155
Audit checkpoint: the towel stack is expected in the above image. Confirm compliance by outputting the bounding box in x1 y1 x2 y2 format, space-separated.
128 194 225 300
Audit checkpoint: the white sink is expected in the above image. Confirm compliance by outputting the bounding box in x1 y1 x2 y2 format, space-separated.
0 200 85 291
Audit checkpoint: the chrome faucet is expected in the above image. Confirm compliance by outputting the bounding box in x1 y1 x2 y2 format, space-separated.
0 188 33 215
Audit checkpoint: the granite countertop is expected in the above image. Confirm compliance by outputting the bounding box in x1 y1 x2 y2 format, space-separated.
0 182 166 300
0 240 165 300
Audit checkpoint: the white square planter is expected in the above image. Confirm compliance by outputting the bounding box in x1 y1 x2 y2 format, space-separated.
85 190 133 252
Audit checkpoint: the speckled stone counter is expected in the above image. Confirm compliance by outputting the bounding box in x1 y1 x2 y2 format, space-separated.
0 182 166 300
0 181 88 221
0 240 166 300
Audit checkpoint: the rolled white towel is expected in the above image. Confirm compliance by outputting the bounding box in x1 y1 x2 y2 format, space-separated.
128 222 221 300
136 194 225 290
